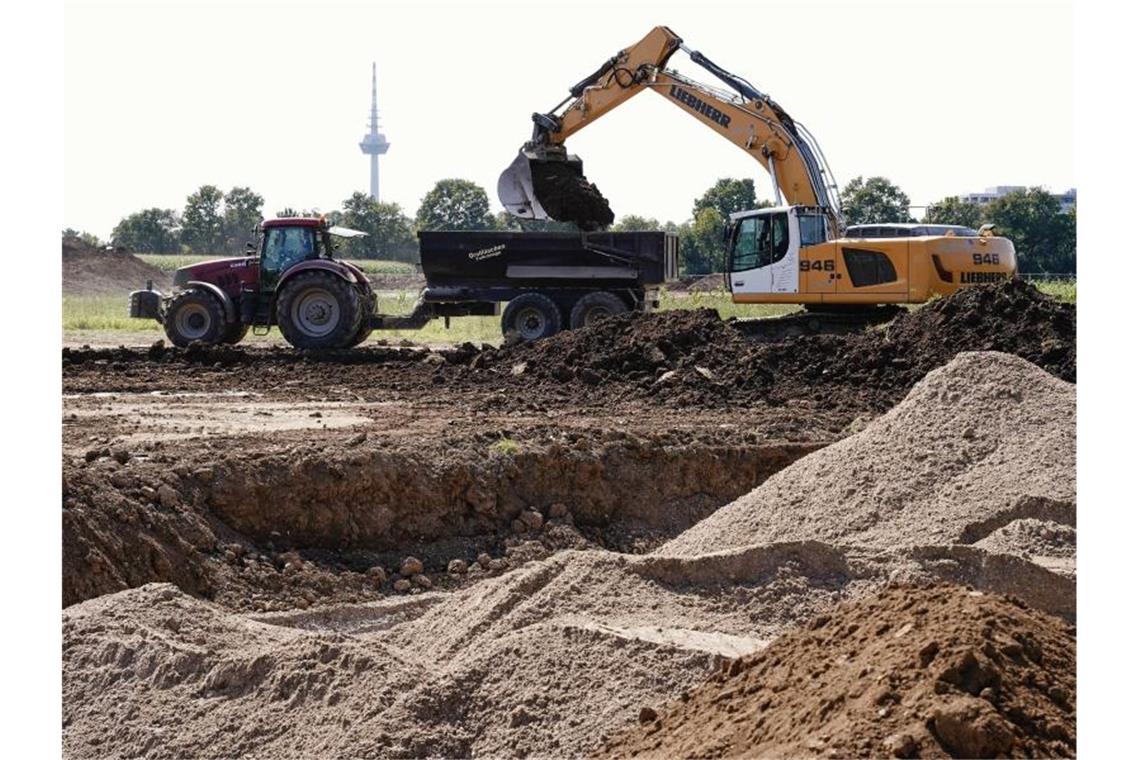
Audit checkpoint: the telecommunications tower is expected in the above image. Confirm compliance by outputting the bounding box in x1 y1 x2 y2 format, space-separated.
359 62 390 201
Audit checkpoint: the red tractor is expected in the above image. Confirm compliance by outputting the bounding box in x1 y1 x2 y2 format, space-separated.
130 217 378 349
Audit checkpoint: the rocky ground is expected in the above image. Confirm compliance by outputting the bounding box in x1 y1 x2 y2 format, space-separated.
61 281 1077 757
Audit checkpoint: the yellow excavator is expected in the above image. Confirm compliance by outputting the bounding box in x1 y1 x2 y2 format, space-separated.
498 26 1016 313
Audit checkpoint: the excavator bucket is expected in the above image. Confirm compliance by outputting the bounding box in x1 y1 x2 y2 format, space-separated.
497 150 615 230
497 150 553 220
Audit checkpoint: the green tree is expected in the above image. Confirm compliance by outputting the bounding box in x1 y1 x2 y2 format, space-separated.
840 176 914 225
62 228 106 248
923 196 983 228
181 185 225 253
222 186 264 253
276 207 324 219
983 188 1076 274
611 214 662 232
340 192 418 261
110 208 181 253
693 178 757 219
415 179 495 231
679 207 726 275
677 179 770 275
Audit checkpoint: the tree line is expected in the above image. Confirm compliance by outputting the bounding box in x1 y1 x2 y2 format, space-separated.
77 174 1076 275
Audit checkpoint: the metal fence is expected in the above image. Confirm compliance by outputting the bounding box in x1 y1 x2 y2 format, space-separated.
1017 273 1077 282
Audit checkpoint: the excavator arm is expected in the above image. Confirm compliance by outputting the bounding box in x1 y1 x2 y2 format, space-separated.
498 26 844 235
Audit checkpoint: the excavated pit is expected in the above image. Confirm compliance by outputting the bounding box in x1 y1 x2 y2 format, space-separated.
63 421 822 611
62 281 1076 615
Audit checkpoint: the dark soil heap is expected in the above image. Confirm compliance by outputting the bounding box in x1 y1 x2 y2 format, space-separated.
530 159 615 230
62 238 169 296
596 584 1076 759
483 279 1075 410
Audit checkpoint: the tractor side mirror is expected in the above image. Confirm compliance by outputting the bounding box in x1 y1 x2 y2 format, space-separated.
722 222 732 244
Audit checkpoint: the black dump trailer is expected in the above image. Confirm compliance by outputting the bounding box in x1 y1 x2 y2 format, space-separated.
376 230 679 341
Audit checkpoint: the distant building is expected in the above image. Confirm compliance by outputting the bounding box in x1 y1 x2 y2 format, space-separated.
359 62 390 202
959 186 1076 213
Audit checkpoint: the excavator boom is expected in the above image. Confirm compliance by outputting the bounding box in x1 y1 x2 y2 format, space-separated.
498 26 843 234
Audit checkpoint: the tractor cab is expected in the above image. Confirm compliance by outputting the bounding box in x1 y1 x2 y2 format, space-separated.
257 218 336 292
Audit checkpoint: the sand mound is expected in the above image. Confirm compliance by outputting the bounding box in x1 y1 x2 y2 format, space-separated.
62 238 169 296
596 584 1076 759
62 352 1076 757
63 545 872 758
477 280 1075 409
660 351 1075 561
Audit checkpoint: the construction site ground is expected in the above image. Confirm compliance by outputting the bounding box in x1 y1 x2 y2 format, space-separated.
62 277 1077 758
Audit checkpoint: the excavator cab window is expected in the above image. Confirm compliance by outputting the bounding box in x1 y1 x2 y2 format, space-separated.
731 212 790 271
798 214 828 247
770 214 790 263
730 217 761 271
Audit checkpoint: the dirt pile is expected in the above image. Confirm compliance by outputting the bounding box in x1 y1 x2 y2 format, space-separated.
596 584 1076 759
660 351 1075 566
61 349 1076 757
62 238 169 296
479 279 1075 410
63 541 876 759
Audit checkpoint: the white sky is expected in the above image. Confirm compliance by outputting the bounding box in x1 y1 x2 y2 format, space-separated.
65 0 1073 237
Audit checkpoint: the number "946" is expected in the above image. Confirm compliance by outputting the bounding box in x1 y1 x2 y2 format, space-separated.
972 253 1001 265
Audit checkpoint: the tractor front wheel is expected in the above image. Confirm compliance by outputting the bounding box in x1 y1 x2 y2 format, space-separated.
163 289 227 347
276 271 363 349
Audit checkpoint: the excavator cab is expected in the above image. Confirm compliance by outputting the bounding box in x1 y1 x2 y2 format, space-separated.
725 206 833 298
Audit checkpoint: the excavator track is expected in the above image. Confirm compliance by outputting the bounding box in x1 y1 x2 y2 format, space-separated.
730 306 904 343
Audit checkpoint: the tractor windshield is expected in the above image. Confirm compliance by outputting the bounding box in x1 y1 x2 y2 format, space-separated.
261 227 316 289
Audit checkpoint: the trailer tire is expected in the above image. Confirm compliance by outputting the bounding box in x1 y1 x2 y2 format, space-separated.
163 289 227 347
570 291 629 329
501 292 562 342
276 270 363 349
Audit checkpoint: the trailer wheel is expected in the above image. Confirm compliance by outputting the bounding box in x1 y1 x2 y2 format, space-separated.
163 289 227 347
502 293 562 342
276 270 363 349
570 291 629 329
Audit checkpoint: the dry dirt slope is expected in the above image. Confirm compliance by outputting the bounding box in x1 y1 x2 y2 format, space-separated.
597 584 1075 759
63 238 169 296
62 351 1076 758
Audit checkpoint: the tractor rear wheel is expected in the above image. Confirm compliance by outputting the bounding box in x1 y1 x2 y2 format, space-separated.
275 270 363 349
569 291 629 329
347 286 377 347
163 289 227 347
